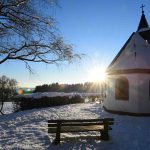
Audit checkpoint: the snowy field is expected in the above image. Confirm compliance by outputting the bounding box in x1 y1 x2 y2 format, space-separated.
0 103 150 150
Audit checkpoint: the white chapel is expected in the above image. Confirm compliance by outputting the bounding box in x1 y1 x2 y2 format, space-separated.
104 7 150 115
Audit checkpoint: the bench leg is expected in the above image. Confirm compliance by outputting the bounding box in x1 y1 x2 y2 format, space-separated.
53 122 61 144
100 130 109 141
101 120 109 141
54 132 61 144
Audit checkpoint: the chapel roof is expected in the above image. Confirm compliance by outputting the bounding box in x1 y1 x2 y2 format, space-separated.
107 7 150 73
137 5 150 42
137 13 149 31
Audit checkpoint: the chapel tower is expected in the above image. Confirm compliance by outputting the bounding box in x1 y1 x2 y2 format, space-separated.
104 5 150 115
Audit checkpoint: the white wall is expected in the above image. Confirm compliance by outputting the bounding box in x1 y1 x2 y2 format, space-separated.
104 74 139 113
137 74 150 113
104 73 150 114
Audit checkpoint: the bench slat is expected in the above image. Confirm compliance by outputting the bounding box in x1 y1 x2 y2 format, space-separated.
48 118 114 123
48 121 114 127
48 122 105 127
65 122 114 126
59 122 106 126
48 124 58 127
48 125 103 133
48 125 112 133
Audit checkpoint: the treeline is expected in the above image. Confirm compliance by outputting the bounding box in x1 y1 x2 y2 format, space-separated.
34 82 106 93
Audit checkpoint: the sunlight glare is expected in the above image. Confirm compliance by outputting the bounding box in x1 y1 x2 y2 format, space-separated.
88 66 107 83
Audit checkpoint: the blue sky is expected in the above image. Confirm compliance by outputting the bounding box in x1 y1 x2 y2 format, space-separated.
1 0 150 87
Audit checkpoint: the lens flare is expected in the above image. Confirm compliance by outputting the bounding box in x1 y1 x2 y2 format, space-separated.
88 66 107 83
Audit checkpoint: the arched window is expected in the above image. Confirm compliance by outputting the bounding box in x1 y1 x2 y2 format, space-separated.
115 77 129 100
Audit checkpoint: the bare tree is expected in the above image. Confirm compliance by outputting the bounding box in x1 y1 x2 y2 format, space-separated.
0 75 17 115
0 0 81 72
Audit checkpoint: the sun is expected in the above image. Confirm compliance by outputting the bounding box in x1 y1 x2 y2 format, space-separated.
88 66 107 83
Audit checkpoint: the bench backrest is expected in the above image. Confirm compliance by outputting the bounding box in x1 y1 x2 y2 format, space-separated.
48 118 114 127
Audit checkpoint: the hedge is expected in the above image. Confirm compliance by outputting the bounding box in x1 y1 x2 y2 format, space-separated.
13 95 84 111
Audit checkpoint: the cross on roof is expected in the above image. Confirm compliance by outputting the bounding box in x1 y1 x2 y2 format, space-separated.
140 4 145 14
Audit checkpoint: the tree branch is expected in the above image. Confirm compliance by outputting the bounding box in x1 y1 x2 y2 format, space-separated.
0 0 81 72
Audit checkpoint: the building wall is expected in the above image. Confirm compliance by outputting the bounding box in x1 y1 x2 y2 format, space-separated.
104 73 150 114
137 74 150 113
104 74 139 113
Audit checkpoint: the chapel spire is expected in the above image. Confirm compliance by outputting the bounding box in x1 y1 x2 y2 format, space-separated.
137 4 149 31
141 4 145 14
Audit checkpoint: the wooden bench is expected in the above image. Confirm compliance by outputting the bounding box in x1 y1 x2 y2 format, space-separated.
48 118 114 144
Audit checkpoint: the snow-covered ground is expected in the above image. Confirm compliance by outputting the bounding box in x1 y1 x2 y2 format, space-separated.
0 103 150 150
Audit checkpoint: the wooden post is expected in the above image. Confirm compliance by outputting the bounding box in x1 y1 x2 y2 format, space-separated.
100 119 109 140
54 121 61 144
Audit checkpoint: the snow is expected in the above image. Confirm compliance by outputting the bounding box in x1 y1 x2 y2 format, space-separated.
138 27 150 32
2 102 14 114
0 103 150 150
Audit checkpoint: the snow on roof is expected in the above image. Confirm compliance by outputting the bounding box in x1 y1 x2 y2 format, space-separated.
138 27 150 32
107 32 150 72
